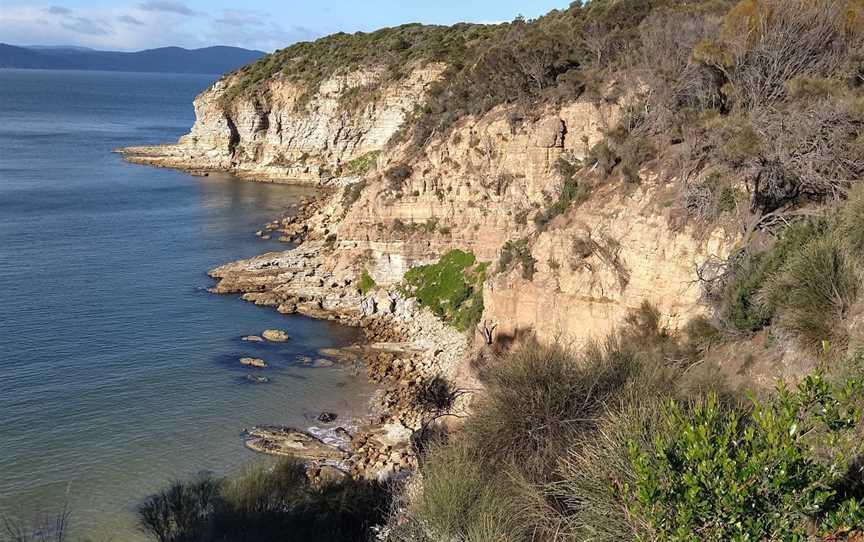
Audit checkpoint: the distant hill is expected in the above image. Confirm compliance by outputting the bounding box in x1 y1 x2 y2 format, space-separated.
0 44 266 75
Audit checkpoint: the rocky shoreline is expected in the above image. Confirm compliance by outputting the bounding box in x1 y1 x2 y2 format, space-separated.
202 193 470 481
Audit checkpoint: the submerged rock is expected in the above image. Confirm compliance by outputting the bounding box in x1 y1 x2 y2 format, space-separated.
244 426 348 461
245 374 270 384
262 329 289 342
240 357 268 368
317 412 337 423
241 335 264 342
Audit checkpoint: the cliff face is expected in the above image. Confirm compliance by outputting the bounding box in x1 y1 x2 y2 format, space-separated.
122 52 735 346
330 97 735 342
120 64 445 182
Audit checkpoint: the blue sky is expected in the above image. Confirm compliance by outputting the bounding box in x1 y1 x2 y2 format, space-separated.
0 1 571 51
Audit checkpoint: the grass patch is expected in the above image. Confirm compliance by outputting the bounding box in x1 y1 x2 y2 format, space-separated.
402 249 488 331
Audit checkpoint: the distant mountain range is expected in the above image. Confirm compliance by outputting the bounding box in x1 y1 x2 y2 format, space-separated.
0 44 266 75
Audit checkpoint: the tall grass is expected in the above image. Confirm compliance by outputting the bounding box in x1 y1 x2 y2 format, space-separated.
763 237 859 350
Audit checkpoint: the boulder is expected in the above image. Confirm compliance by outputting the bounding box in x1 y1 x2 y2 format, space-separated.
240 357 268 368
244 426 348 461
262 329 290 342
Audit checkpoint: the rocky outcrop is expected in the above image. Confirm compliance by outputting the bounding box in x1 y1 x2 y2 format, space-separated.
244 426 349 461
118 64 445 183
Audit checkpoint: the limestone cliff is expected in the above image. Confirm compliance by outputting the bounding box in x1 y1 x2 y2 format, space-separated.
121 36 735 350
120 63 445 182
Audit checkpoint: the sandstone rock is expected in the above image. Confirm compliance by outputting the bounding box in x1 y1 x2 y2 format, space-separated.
244 426 348 461
240 357 268 368
262 329 289 342
532 117 565 148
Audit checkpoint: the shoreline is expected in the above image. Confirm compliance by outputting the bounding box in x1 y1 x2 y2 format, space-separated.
198 173 469 481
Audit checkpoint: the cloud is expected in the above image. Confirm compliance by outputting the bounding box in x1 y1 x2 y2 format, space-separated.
61 16 111 35
208 10 318 51
117 14 144 25
137 0 195 16
1 3 316 52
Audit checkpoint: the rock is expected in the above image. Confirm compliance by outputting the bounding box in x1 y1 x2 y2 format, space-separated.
240 357 268 368
334 427 351 439
245 374 270 384
312 358 335 368
262 329 290 342
532 117 565 148
244 426 348 461
241 335 264 342
317 412 338 423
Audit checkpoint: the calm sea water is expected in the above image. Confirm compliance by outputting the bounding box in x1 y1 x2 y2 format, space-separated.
0 69 374 539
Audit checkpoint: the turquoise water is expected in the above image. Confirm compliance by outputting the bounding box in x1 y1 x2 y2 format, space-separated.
0 70 374 539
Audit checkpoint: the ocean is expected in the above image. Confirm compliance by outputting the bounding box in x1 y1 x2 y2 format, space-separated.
0 69 374 539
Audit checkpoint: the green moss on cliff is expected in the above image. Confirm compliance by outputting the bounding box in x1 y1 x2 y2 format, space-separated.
402 249 488 331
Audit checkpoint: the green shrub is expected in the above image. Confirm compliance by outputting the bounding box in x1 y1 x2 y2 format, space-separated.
343 151 381 176
764 237 859 350
534 157 588 228
402 249 488 331
627 370 864 541
358 269 376 295
723 219 826 332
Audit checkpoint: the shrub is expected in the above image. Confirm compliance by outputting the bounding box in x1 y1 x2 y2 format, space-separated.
498 238 536 280
465 342 637 480
763 237 859 350
835 182 864 257
722 219 826 332
533 157 588 228
138 459 390 542
341 179 366 209
627 370 864 540
138 477 221 542
402 250 488 331
343 151 380 177
385 163 413 191
358 269 376 295
551 401 662 542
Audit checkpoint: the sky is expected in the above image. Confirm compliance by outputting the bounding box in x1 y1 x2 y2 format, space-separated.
0 1 572 52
